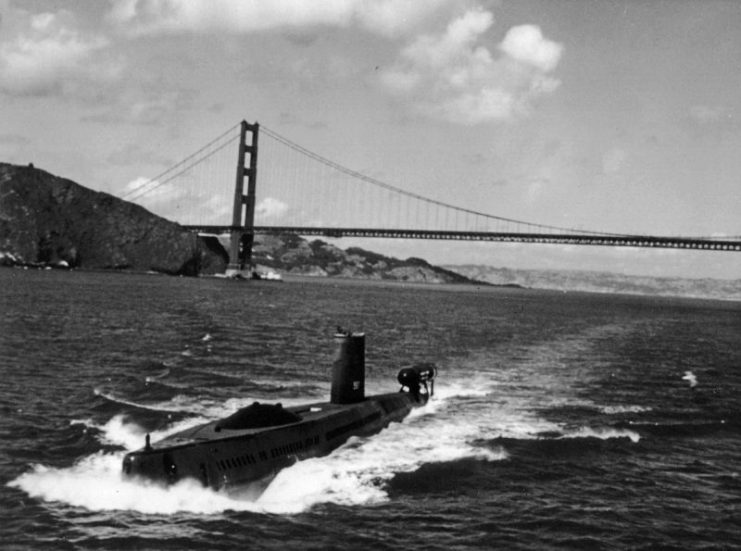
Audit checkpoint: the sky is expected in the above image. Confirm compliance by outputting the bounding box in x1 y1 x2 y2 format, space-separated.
1 0 740 279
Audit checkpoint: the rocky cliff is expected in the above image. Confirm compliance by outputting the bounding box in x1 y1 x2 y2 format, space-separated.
0 162 226 275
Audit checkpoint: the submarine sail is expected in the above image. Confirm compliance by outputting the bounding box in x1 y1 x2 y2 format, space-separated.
122 330 436 491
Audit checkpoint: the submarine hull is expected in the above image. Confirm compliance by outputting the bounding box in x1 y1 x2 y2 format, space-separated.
122 391 425 491
122 331 435 492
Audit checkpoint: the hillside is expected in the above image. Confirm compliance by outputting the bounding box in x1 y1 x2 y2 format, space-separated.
0 162 226 275
251 233 481 284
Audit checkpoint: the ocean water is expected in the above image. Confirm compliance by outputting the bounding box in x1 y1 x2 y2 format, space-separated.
1 269 739 550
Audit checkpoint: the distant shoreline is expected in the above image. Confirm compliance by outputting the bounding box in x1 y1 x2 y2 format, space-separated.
3 265 738 304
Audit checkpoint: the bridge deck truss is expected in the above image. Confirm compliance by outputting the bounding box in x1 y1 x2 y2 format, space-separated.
183 226 741 252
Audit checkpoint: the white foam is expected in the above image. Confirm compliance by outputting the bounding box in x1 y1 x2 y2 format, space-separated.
8 453 256 515
9 394 506 516
13 364 641 516
144 368 171 384
70 413 209 451
599 405 652 414
562 426 640 443
258 407 506 514
94 387 247 420
434 380 493 400
94 388 191 414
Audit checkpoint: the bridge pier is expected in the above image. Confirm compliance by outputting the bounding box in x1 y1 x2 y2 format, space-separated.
226 120 259 277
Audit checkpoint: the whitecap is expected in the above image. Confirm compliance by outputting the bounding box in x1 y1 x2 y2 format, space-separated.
599 405 652 414
561 426 640 443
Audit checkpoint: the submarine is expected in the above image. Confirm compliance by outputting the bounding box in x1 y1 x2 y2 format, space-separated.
122 330 436 491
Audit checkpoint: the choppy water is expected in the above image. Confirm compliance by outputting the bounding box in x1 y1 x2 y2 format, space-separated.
1 269 740 550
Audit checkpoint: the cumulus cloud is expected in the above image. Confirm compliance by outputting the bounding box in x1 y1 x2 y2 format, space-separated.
379 9 563 124
201 194 233 222
123 177 184 205
123 177 231 223
0 7 119 96
499 25 562 72
256 197 289 220
108 0 448 36
353 0 450 37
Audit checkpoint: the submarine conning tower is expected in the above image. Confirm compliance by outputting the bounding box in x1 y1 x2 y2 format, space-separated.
331 330 365 404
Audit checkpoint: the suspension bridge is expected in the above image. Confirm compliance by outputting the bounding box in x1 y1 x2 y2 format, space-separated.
121 120 741 273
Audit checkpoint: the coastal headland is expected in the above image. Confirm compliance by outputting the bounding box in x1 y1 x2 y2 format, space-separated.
2 162 738 299
0 162 481 284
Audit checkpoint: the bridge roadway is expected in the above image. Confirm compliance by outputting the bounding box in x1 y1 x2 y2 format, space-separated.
183 225 741 252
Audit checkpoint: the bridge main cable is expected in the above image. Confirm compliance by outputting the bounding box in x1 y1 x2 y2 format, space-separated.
260 125 626 237
121 123 242 203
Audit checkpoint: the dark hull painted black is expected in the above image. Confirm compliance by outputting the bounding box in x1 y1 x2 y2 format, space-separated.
122 391 426 491
122 331 436 492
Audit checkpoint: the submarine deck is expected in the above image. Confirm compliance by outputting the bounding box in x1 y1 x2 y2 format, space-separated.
148 392 415 452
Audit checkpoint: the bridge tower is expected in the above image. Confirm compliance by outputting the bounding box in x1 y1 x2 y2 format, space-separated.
227 120 259 276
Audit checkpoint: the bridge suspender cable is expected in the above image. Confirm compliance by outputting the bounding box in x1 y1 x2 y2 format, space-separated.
121 123 241 203
121 120 738 248
260 125 626 237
